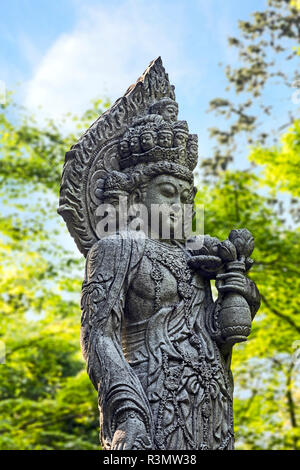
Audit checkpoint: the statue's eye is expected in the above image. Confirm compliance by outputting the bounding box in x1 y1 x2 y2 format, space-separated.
159 184 176 197
181 189 190 203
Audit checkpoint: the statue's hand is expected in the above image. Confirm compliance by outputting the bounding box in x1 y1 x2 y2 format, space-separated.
216 272 248 297
111 412 152 450
216 272 260 320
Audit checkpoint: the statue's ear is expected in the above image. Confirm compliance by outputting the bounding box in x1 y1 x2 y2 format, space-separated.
130 188 143 206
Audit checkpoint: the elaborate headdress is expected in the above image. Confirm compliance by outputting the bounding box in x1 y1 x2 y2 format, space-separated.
58 57 198 256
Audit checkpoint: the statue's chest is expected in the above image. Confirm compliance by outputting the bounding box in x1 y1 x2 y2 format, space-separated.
130 240 193 309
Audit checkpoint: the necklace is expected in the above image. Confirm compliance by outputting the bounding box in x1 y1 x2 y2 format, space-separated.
145 238 193 312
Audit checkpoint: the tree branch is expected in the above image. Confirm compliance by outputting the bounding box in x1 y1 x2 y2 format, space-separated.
260 293 300 334
286 362 299 450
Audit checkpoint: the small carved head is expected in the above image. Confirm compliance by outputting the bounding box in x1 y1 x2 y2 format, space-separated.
129 131 141 154
150 98 178 123
119 138 131 158
140 129 157 152
158 124 173 148
173 121 189 148
187 135 198 156
187 134 198 169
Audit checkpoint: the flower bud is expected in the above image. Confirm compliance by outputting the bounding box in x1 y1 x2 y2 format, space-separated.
229 229 254 258
218 239 237 262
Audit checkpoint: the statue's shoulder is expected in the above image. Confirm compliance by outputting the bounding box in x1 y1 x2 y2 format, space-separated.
86 231 146 273
89 233 122 252
85 235 124 282
87 233 124 265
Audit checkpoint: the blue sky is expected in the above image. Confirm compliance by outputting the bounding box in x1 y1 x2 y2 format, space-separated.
0 0 297 168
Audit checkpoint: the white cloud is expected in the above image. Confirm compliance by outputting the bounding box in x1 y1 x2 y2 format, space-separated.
24 0 203 122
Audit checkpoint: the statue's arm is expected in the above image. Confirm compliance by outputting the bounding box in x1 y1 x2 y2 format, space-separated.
215 272 261 319
80 236 153 449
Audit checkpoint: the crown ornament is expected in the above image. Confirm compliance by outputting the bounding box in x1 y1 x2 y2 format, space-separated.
118 117 197 170
58 57 199 256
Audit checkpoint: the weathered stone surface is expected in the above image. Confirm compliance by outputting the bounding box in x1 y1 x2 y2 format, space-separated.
58 58 260 450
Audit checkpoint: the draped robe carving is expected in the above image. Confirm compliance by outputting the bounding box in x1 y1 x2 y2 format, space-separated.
80 231 259 450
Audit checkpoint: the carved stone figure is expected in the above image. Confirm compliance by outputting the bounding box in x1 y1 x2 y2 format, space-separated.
58 58 260 450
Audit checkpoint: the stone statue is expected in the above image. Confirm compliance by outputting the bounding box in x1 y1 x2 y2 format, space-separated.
58 58 260 450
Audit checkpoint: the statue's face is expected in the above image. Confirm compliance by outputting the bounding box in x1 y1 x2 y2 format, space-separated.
141 132 155 152
174 131 188 147
119 140 130 157
160 104 178 123
158 131 173 148
188 140 198 157
130 136 141 153
142 175 192 239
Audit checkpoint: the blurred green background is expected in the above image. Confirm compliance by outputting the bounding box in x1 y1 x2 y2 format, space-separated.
0 0 299 450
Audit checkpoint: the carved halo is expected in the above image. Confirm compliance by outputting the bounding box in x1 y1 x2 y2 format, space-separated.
58 57 197 257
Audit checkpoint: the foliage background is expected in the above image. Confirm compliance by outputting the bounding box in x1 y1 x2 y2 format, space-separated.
0 0 299 450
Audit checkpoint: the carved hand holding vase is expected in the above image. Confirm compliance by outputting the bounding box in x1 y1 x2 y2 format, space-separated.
58 58 260 450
